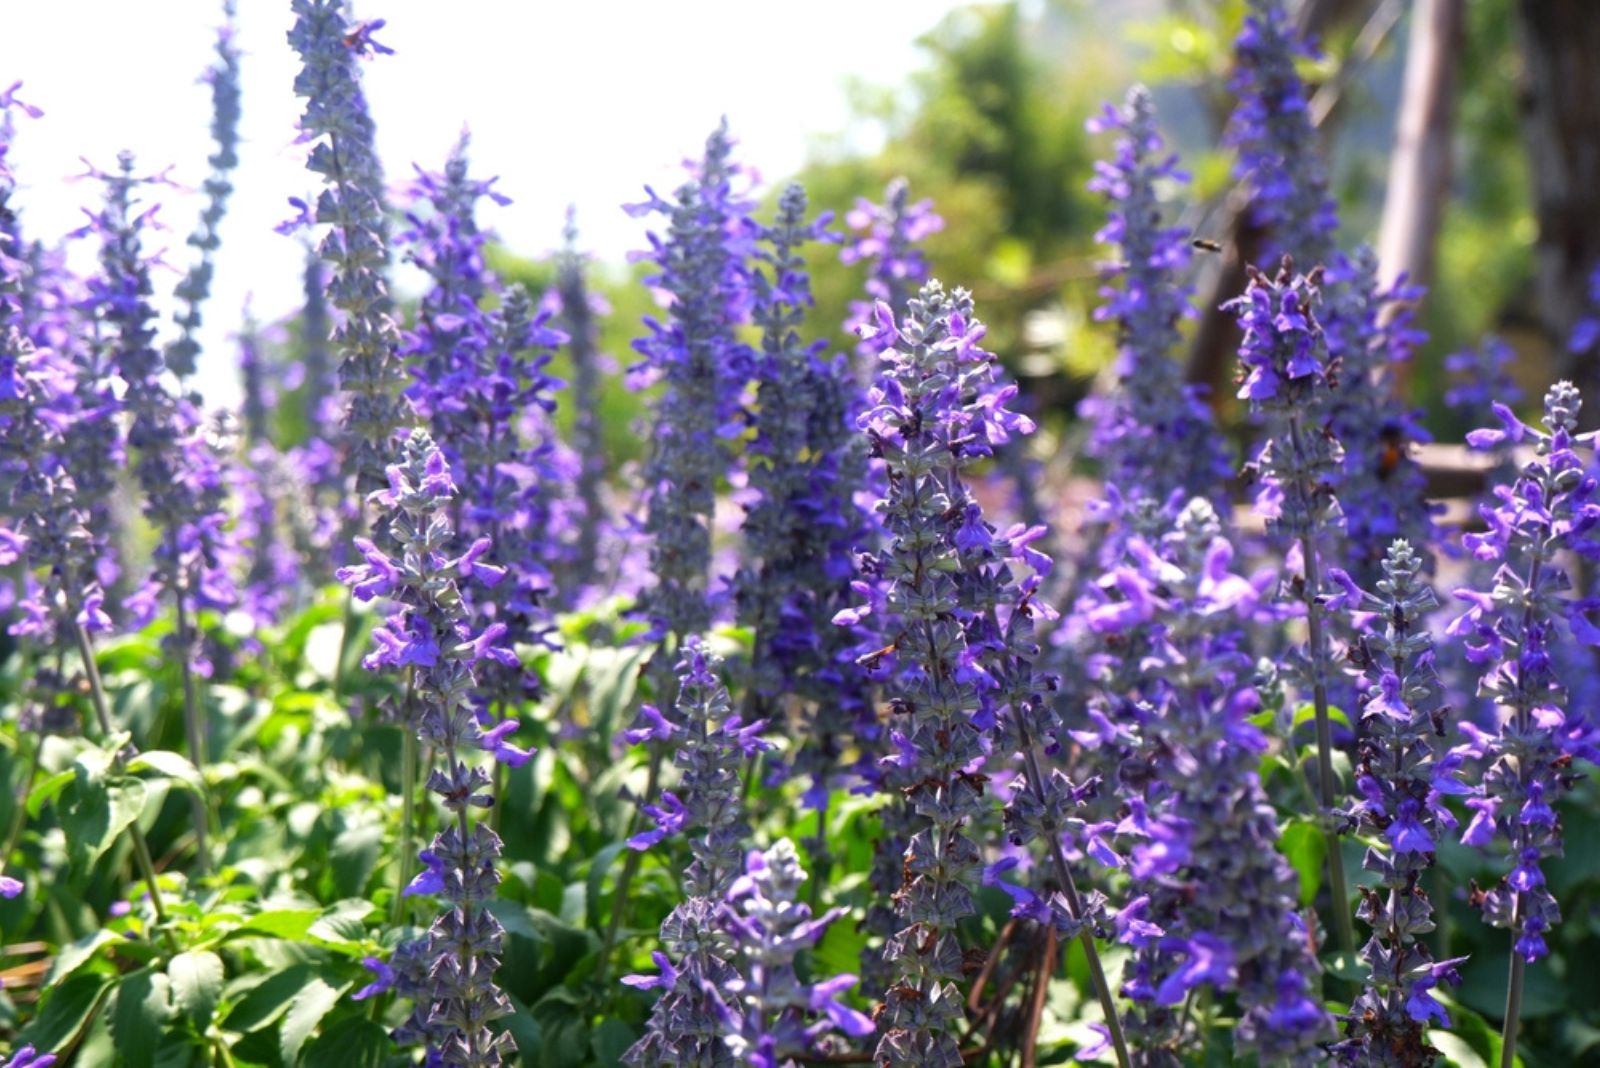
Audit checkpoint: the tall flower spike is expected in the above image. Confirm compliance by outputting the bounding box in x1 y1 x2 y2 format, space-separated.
399 139 567 700
1085 499 1335 1062
1083 85 1229 514
166 1 240 380
623 639 770 1066
841 177 943 369
554 207 608 599
288 0 406 496
1446 382 1600 1055
337 429 523 1065
1227 257 1356 951
1333 538 1465 1064
852 281 1071 1067
721 840 874 1065
1227 0 1338 268
627 120 756 647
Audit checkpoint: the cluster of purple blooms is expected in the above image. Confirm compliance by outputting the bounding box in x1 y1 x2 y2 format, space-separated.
9 0 1600 1065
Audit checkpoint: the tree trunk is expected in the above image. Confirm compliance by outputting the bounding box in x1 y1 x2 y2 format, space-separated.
1515 0 1600 396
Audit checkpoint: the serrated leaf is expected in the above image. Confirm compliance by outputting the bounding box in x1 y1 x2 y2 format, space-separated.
126 750 206 795
168 950 224 1028
46 928 120 986
280 976 350 1063
113 968 174 1068
224 963 314 1034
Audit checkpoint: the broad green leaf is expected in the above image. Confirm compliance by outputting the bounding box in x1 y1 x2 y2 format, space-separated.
63 775 148 868
26 767 77 817
303 1015 390 1068
590 1017 636 1067
1277 818 1327 906
126 750 206 795
224 963 315 1034
585 842 627 930
112 968 174 1068
15 972 112 1053
230 907 321 942
307 898 376 952
1429 1031 1489 1068
168 950 224 1028
46 928 120 986
328 822 384 899
280 976 351 1063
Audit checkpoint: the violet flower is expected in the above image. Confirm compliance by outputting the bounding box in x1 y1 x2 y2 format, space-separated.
851 281 1046 1066
627 120 756 647
721 839 874 1066
398 139 568 701
841 178 943 370
337 429 524 1065
1447 385 1600 1003
1334 539 1466 1063
288 0 406 496
166 3 240 381
1082 86 1229 513
552 207 608 598
623 639 770 1067
1086 499 1335 1062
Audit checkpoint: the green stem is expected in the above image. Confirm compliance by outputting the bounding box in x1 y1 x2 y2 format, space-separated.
1020 740 1130 1068
597 749 662 987
1 732 41 869
392 671 418 927
174 595 213 873
1298 533 1355 954
1501 916 1524 1068
332 586 356 698
73 623 168 928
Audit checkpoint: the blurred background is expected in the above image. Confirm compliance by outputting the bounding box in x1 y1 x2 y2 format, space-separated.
2 0 1590 468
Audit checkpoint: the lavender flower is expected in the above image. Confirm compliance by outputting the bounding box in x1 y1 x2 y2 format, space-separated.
288 1 406 495
850 281 1042 1066
1228 258 1356 951
735 184 871 712
841 178 943 368
1569 263 1600 367
1086 499 1335 1062
1448 384 1600 976
627 121 756 646
398 140 567 700
1227 0 1338 268
166 2 241 380
553 207 608 597
1083 86 1229 513
1446 336 1522 429
337 428 525 1065
623 639 770 1067
1334 539 1466 1064
3 1047 56 1068
86 154 237 652
721 839 874 1066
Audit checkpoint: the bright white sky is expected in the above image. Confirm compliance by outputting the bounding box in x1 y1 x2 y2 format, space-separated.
1 0 957 405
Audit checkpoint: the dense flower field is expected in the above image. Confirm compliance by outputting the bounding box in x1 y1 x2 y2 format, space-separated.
3 1 1599 1066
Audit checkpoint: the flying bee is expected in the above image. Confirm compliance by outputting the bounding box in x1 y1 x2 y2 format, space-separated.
1192 237 1225 253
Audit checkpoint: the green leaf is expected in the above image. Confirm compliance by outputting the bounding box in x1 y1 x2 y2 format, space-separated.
280 976 351 1063
1293 702 1352 732
62 773 148 868
15 972 112 1053
302 1015 390 1068
1429 1031 1489 1068
590 1017 636 1067
585 841 628 930
224 963 315 1034
328 822 384 899
230 907 321 942
45 928 120 986
1278 818 1327 906
168 950 225 1028
112 968 174 1068
26 766 77 817
126 750 206 795
1322 950 1365 983
531 987 589 1068
307 898 376 952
